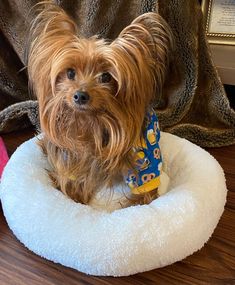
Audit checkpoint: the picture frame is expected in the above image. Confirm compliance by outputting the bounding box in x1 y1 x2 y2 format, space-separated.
201 0 235 45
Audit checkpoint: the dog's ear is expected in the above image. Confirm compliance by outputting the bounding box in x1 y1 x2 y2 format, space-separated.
131 12 173 65
28 2 77 43
26 3 77 64
26 3 77 67
26 3 78 99
111 12 173 95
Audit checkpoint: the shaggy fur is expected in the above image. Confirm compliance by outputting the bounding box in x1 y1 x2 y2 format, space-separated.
27 3 172 205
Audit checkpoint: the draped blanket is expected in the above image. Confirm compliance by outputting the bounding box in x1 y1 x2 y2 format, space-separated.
0 0 234 147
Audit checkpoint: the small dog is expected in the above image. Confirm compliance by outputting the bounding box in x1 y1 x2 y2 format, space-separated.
27 3 172 206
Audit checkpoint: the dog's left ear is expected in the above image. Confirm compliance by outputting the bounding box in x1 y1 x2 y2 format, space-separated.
129 12 173 62
111 12 173 95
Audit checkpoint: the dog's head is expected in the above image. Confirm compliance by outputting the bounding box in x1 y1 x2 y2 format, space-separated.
27 4 172 168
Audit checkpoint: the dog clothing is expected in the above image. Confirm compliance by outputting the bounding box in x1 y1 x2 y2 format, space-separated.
125 110 162 194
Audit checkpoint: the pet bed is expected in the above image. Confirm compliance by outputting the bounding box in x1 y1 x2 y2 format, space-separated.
0 132 227 276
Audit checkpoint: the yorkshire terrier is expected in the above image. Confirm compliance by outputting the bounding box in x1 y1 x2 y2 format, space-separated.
27 3 172 206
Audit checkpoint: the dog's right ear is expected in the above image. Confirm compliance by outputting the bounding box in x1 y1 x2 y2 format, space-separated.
29 2 77 38
26 3 77 100
26 2 77 71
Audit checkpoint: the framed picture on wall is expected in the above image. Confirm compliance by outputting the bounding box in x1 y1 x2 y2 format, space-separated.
202 0 235 45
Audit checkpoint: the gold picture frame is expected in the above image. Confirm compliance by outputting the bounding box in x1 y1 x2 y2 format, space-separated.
202 0 235 45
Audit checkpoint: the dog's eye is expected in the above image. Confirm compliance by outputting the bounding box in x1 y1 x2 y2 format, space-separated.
67 68 76 80
100 72 112 83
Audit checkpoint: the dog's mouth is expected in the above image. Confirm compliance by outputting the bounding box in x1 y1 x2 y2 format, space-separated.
70 105 114 148
73 102 105 114
74 104 90 112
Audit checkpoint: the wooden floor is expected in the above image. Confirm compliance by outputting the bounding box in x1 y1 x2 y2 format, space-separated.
0 128 234 285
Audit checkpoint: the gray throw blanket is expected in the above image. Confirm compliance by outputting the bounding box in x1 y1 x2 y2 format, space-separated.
0 0 235 147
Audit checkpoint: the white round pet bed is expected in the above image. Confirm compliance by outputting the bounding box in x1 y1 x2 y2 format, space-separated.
0 132 227 276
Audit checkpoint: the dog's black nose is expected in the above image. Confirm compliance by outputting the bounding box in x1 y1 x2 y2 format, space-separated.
73 91 90 105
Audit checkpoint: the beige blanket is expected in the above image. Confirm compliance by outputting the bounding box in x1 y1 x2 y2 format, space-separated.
0 0 234 147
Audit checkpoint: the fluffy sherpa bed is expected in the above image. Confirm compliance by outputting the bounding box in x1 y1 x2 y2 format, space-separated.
0 132 227 276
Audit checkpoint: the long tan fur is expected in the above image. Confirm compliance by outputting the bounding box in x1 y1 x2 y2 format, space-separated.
27 3 172 205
